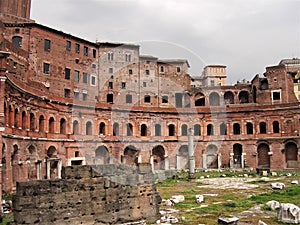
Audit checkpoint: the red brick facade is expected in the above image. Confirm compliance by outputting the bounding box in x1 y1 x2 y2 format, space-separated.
0 0 300 195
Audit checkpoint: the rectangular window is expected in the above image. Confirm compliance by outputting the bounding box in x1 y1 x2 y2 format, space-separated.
43 63 50 74
160 66 164 73
82 73 88 84
91 75 96 86
93 49 97 58
44 39 51 51
74 70 80 82
74 91 79 100
122 82 126 89
210 80 215 86
162 96 168 103
144 95 151 103
146 70 150 75
109 82 113 89
65 68 71 80
125 53 131 62
109 68 113 73
84 46 88 56
177 67 181 73
126 94 132 104
272 91 281 100
143 82 147 87
82 93 87 101
64 89 70 98
75 43 80 53
108 52 114 61
92 64 96 69
66 41 71 51
128 69 133 75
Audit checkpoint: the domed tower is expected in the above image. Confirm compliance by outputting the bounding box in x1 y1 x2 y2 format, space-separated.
0 0 32 22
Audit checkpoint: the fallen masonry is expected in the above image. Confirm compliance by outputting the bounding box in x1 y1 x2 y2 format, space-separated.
12 164 162 225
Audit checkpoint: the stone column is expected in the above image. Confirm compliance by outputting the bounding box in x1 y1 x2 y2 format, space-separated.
202 154 207 169
218 154 222 169
188 128 195 179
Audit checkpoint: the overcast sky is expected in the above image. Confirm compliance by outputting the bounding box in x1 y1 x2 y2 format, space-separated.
31 0 300 84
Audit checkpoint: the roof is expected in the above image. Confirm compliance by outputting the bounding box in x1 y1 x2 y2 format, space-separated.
140 55 158 60
204 65 227 68
158 59 190 67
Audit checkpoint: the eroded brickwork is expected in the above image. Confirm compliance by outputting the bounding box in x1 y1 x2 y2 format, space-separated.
12 164 161 225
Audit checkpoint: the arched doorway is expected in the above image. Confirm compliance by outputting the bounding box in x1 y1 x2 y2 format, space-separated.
123 146 139 166
95 146 110 165
177 145 189 170
233 144 243 168
11 144 20 186
257 143 270 169
46 146 61 179
206 144 218 169
152 146 165 170
285 142 298 168
27 145 40 180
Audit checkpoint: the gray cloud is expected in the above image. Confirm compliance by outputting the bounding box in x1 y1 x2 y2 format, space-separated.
31 0 300 83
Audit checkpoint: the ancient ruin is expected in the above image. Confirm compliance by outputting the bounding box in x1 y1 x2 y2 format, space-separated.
0 0 300 210
12 164 161 224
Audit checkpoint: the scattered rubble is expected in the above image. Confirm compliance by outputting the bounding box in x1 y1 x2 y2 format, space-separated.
270 182 285 190
291 180 299 185
217 216 239 224
265 200 280 210
170 195 185 204
278 203 300 224
196 194 204 203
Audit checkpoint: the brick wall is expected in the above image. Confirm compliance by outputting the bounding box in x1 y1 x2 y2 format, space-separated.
12 164 161 225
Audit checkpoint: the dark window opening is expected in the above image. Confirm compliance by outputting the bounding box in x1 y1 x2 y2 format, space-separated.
93 49 96 58
99 122 106 135
162 96 168 103
168 124 175 136
259 122 267 134
107 94 113 103
66 41 71 51
144 95 151 103
64 89 70 98
75 43 80 53
146 70 150 75
109 82 113 89
207 124 214 136
220 123 227 135
74 70 80 82
12 36 22 47
126 94 132 104
233 123 241 135
194 124 201 136
155 124 161 136
84 46 88 56
44 39 51 51
273 92 281 101
65 68 71 80
246 122 253 134
273 121 280 133
127 123 133 136
181 124 188 136
82 93 87 101
122 82 126 89
113 123 119 136
43 63 50 74
141 124 147 136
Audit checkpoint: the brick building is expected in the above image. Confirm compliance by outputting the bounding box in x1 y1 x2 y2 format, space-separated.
0 0 300 196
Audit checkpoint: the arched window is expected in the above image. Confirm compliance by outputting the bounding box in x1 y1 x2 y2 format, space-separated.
195 93 205 106
113 123 119 136
8 105 13 127
233 123 241 135
209 92 220 106
60 118 66 134
127 123 133 136
49 117 55 133
155 124 161 136
273 121 280 133
30 113 35 131
21 111 26 129
168 124 175 136
14 108 19 128
86 121 92 135
194 124 201 136
181 124 188 136
99 122 106 135
238 91 249 104
259 122 267 134
224 91 234 104
207 124 214 136
39 115 45 132
220 123 227 135
73 120 79 135
12 36 22 47
246 122 253 134
141 124 147 136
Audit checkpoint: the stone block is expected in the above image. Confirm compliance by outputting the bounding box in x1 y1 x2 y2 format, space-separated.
278 203 300 224
266 200 280 210
270 182 285 190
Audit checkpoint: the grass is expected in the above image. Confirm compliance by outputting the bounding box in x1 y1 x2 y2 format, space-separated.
156 171 300 225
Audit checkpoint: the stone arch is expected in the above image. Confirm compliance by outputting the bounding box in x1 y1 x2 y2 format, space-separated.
176 145 189 170
99 122 106 135
233 123 241 135
285 142 298 168
238 91 250 104
38 114 45 132
168 124 175 136
257 143 270 169
195 92 205 106
113 122 119 136
233 144 243 168
21 110 26 129
181 124 188 136
46 146 60 180
73 120 79 135
60 118 67 134
209 92 220 106
141 124 148 136
47 146 58 158
224 91 234 104
86 121 93 135
152 145 165 170
123 146 139 166
206 144 218 169
260 79 269 90
95 146 110 165
30 112 35 131
49 117 55 133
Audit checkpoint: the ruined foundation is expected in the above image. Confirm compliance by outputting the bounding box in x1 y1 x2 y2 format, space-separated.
12 164 161 225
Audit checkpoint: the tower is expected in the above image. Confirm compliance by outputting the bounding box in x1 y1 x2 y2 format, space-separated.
0 0 32 22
